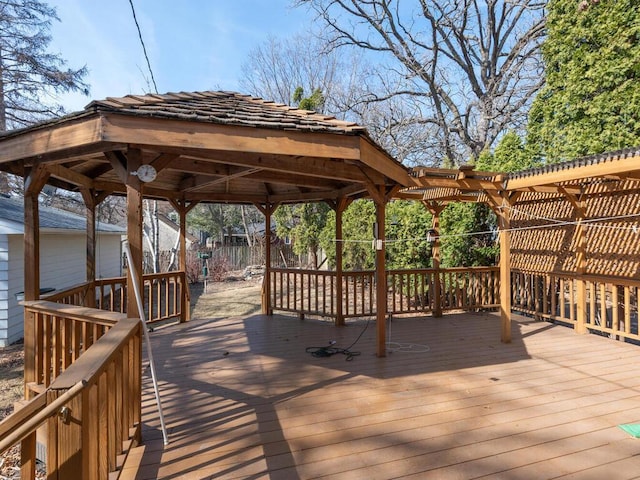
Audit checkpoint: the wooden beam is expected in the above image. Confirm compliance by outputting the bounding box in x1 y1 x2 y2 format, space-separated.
242 169 347 189
149 152 180 172
415 176 502 191
103 114 363 160
46 164 94 189
24 163 50 197
104 151 129 183
173 152 379 183
359 137 411 186
0 116 104 164
505 154 640 190
179 167 262 192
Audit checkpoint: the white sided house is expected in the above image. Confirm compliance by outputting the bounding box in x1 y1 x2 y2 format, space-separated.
0 195 124 346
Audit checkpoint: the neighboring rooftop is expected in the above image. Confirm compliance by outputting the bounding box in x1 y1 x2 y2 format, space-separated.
0 195 124 233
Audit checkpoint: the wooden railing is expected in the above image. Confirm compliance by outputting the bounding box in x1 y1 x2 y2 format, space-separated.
23 302 124 394
45 271 190 324
511 269 640 343
389 266 500 315
1 302 141 480
269 266 500 319
270 268 336 317
344 271 376 317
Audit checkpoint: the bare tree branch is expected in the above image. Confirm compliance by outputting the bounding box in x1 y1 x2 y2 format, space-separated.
298 0 545 164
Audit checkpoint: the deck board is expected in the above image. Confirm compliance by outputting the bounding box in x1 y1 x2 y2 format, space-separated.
120 312 640 479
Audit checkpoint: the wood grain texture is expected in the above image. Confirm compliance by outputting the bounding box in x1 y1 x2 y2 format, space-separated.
120 310 640 479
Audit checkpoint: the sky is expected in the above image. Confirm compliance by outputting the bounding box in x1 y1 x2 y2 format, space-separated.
47 0 315 112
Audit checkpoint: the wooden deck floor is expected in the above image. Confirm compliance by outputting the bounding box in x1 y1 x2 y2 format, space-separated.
121 311 640 479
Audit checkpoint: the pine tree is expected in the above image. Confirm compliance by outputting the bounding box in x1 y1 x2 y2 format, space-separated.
528 0 640 162
0 0 89 131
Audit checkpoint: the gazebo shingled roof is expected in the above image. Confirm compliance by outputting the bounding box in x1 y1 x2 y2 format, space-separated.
0 90 412 205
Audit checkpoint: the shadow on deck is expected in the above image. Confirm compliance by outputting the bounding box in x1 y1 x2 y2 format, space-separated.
122 311 640 479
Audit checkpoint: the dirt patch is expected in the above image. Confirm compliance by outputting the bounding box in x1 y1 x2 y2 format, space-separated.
191 274 263 319
0 343 23 419
0 343 39 479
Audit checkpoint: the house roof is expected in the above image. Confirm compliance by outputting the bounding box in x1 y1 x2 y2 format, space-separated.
0 195 124 235
0 91 412 206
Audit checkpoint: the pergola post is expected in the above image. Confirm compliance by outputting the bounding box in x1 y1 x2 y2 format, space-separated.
495 197 513 344
80 189 106 308
22 164 49 480
565 191 587 334
424 202 444 317
170 198 198 323
487 192 515 344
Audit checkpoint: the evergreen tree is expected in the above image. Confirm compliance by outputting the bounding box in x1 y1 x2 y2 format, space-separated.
275 202 331 269
0 0 89 131
528 0 640 162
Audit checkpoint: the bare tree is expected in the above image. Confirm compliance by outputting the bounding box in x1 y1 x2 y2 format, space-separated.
240 32 436 165
240 34 346 113
298 0 546 164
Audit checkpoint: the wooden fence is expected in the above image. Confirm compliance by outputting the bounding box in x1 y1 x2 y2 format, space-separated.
0 302 141 479
269 266 500 319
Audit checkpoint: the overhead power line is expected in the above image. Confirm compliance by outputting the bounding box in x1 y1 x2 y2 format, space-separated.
128 0 158 94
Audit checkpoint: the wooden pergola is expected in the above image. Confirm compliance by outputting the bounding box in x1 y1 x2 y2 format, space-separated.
401 148 640 344
0 91 413 357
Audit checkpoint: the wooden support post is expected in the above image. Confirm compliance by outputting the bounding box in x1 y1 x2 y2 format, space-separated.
20 435 37 480
569 193 587 334
47 389 83 478
23 193 39 391
125 149 144 320
498 202 512 343
425 203 444 318
80 189 97 308
334 197 349 326
374 188 387 357
169 198 199 322
179 203 190 322
21 166 48 480
486 193 518 344
256 202 277 315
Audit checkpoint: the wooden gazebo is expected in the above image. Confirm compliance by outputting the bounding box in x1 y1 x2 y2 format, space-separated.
0 90 413 354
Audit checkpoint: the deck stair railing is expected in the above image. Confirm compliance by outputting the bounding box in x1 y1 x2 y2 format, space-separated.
0 302 141 480
0 271 187 479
